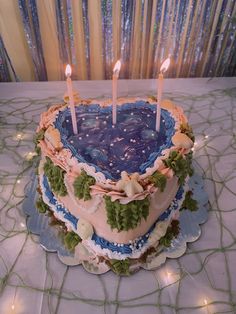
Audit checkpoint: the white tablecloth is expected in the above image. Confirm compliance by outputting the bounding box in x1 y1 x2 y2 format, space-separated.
0 78 236 314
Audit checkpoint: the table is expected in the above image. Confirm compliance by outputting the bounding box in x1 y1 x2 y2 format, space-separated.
0 78 236 314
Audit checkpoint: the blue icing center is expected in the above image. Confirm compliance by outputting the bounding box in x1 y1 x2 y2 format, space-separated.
54 101 175 180
42 174 184 255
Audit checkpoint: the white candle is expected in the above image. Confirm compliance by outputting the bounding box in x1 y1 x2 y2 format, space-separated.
156 57 171 132
65 64 78 135
112 60 121 125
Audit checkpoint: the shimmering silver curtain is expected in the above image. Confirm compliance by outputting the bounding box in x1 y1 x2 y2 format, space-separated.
0 0 235 81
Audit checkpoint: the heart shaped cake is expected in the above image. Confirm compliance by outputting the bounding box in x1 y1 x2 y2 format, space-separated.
35 97 196 275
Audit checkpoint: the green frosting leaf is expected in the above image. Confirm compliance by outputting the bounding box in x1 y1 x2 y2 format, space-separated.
36 196 50 213
159 220 180 247
181 191 198 212
35 129 45 142
109 259 130 276
180 123 195 142
149 171 167 192
163 150 194 185
44 157 67 196
63 231 81 251
34 129 45 155
73 169 96 201
105 196 150 232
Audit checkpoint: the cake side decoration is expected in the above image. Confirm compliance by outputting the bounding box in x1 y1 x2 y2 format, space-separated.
43 156 68 196
116 171 144 197
32 97 200 275
44 125 63 151
104 195 150 232
73 169 96 201
77 218 94 240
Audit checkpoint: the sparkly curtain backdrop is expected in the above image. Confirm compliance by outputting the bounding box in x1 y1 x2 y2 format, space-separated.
0 0 235 81
18 0 47 80
0 36 12 82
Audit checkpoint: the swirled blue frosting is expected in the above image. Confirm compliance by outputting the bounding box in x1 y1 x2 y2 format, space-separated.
42 174 183 255
54 101 175 180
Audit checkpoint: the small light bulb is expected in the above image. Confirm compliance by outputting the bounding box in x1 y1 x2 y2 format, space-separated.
205 135 209 139
20 222 25 227
17 180 21 184
26 151 37 161
16 133 23 140
11 303 15 310
204 299 208 305
167 271 172 278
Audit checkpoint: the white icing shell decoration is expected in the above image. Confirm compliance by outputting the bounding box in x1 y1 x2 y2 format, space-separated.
116 171 144 197
64 91 80 104
148 220 169 246
161 99 176 110
77 218 93 240
172 132 194 149
44 125 63 150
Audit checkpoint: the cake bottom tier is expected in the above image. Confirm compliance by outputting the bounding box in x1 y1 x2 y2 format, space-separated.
37 166 188 275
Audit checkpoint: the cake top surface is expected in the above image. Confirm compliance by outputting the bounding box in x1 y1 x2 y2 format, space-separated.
38 97 193 186
54 100 175 180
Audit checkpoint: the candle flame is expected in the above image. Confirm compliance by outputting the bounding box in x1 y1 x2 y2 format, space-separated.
113 60 121 75
160 57 170 73
65 64 72 77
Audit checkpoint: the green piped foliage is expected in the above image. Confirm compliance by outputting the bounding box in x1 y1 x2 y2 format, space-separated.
43 157 67 196
181 191 198 212
149 171 167 192
159 220 180 247
109 259 130 276
180 123 195 142
34 129 45 155
36 196 50 214
105 196 150 232
64 231 81 251
163 150 194 185
73 169 96 201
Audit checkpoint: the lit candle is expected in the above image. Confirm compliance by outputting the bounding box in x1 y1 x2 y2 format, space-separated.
156 57 171 132
65 64 78 134
112 60 121 125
